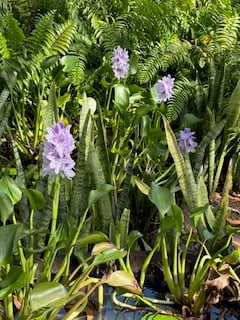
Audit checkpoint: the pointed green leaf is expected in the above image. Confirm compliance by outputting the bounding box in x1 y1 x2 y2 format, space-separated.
0 224 21 265
93 248 127 265
171 204 183 233
103 270 142 295
148 182 173 220
0 265 26 298
30 282 68 311
77 231 109 246
114 84 130 113
88 184 114 207
0 192 14 224
0 176 22 205
24 188 45 210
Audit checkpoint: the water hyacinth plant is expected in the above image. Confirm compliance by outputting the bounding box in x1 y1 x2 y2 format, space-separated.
1 2 240 319
42 121 75 180
111 46 130 80
178 127 198 154
156 74 175 102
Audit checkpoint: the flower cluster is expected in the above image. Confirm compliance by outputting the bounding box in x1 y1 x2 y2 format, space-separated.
111 46 130 80
178 128 197 154
156 74 175 102
42 121 75 179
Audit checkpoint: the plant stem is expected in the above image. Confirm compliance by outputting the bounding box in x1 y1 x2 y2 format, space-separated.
51 174 61 235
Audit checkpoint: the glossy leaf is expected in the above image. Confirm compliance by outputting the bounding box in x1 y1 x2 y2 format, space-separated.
91 242 116 256
0 192 13 224
24 188 45 210
171 204 183 233
0 224 21 265
0 265 26 298
114 84 130 113
0 176 22 205
142 312 182 320
93 247 127 265
88 184 114 207
77 231 109 247
103 270 142 295
148 182 173 220
30 282 68 311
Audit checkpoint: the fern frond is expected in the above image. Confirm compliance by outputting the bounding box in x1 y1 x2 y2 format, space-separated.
166 77 194 122
4 13 25 53
215 14 240 52
50 21 76 55
27 11 55 54
0 33 10 59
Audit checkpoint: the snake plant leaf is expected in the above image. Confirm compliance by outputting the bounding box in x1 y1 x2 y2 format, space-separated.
148 182 174 220
102 270 142 295
0 265 26 298
162 117 189 204
88 184 115 207
133 176 149 195
0 224 21 265
30 282 68 311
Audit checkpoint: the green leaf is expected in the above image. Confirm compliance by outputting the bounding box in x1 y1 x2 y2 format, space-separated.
129 52 138 75
30 282 68 311
91 242 116 256
103 270 142 295
181 113 202 127
88 184 114 207
77 231 109 246
148 182 173 220
127 230 143 250
171 204 183 233
0 265 26 298
141 312 182 320
0 176 22 205
24 188 45 210
114 84 130 113
93 247 127 265
0 192 13 224
0 224 21 265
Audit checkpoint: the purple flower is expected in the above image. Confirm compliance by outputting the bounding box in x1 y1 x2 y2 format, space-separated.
178 128 197 154
156 74 175 102
111 46 130 79
42 121 75 179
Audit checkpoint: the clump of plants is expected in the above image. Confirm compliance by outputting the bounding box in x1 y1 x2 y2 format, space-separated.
1 1 240 320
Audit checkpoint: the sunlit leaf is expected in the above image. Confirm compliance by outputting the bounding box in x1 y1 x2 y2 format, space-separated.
142 312 182 320
114 84 130 113
93 247 127 265
102 270 142 295
77 232 109 247
91 242 116 256
30 282 68 311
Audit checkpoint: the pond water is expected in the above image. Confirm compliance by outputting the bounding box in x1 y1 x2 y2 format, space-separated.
91 287 240 320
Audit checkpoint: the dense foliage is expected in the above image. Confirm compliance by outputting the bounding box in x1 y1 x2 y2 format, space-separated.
0 0 240 319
